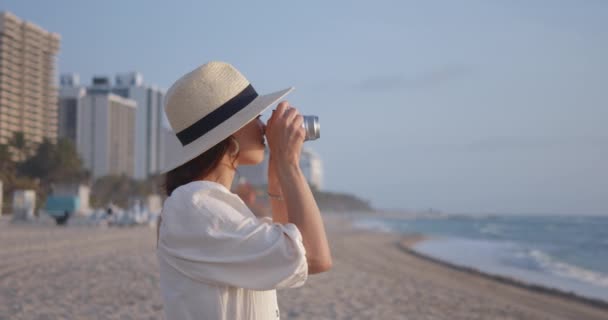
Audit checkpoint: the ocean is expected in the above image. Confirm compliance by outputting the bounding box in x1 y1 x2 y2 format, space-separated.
353 214 608 302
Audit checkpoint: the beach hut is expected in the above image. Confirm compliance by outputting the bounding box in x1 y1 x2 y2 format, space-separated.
11 190 36 221
50 183 91 215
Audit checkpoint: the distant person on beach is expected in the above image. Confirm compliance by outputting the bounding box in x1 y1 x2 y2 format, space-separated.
156 61 332 319
55 210 71 225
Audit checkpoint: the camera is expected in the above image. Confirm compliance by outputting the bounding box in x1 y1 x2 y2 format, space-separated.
302 116 320 141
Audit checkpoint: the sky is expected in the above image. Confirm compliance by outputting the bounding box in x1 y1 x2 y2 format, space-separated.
2 0 607 215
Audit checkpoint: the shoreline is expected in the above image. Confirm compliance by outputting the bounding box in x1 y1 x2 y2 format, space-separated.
345 211 608 306
291 213 608 319
397 237 608 311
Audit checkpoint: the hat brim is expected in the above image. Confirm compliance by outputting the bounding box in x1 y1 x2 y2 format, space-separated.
160 87 294 174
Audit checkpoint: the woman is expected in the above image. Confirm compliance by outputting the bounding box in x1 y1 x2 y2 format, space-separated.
157 61 332 319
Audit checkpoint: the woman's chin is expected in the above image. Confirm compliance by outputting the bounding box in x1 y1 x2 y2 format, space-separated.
252 154 265 165
239 154 265 166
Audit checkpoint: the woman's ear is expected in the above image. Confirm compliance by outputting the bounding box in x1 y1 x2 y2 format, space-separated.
229 136 240 158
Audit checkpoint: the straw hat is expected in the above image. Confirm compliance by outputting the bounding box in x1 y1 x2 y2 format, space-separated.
161 61 293 173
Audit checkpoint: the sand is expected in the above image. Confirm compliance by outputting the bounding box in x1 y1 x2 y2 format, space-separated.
0 214 606 319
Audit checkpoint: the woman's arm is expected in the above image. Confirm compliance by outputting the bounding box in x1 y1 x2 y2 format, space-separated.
268 155 288 224
277 161 332 274
265 101 332 274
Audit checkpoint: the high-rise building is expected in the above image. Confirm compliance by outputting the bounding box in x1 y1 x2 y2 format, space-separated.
59 73 166 180
300 148 323 190
58 73 85 143
0 11 60 151
112 72 165 179
78 79 136 178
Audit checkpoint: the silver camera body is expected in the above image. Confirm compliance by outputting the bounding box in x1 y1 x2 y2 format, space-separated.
302 116 320 141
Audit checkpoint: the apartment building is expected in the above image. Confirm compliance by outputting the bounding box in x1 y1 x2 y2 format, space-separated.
0 11 60 152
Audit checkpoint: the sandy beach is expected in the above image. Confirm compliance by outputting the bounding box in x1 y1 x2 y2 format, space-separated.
0 214 606 320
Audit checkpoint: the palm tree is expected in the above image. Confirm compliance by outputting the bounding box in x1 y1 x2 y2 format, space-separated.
0 143 15 179
8 132 29 162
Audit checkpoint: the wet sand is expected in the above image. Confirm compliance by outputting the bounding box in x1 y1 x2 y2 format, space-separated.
0 215 606 319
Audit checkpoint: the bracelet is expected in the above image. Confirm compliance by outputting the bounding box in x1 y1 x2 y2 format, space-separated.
267 192 283 201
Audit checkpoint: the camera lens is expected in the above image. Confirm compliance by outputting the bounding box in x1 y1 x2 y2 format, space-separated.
302 115 320 141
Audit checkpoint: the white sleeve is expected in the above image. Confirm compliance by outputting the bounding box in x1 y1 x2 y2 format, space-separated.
157 189 308 290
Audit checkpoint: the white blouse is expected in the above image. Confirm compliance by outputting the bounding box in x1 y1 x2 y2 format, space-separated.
157 180 308 320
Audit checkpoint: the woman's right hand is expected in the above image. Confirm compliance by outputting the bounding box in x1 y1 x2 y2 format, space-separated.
265 101 305 167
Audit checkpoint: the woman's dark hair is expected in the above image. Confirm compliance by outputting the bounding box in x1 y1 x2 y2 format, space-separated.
163 136 237 196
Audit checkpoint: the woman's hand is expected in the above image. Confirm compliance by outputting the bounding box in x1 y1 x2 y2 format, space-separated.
265 101 305 167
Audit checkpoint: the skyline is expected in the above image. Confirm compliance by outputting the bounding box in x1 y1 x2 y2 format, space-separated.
1 1 607 215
